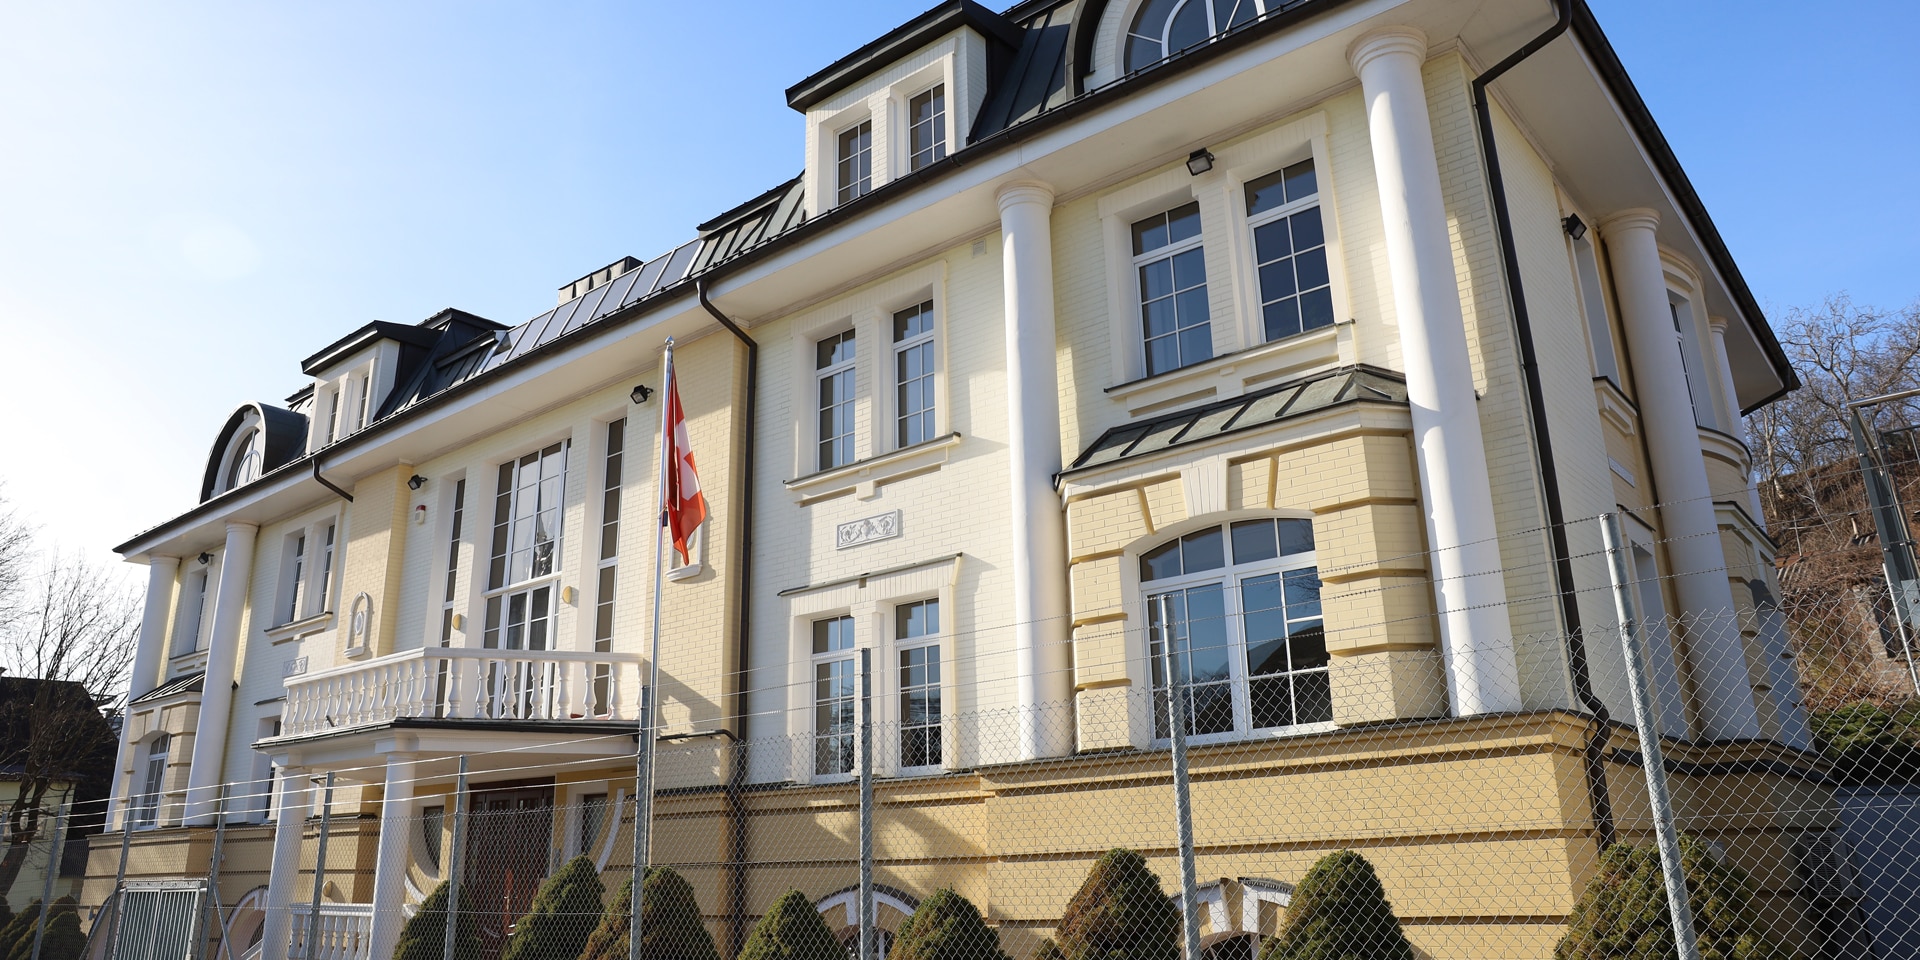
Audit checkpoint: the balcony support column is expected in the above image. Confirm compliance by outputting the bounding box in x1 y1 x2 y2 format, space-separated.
261 766 311 960
109 555 177 827
368 752 418 960
186 522 257 825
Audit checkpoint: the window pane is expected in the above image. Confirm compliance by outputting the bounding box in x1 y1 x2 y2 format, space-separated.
1181 528 1224 572
897 599 939 638
1293 669 1333 724
1171 248 1206 290
1185 585 1230 683
1139 259 1175 300
1166 202 1202 243
1278 519 1314 556
1282 159 1317 203
1253 219 1290 261
1283 568 1322 619
1231 519 1278 563
813 616 854 654
1249 676 1291 729
1258 261 1296 300
1167 0 1209 54
1124 34 1162 72
1263 299 1302 342
1299 286 1335 332
1141 539 1183 581
1177 325 1214 367
1145 335 1181 377
1287 622 1328 670
1132 213 1170 255
1245 169 1289 217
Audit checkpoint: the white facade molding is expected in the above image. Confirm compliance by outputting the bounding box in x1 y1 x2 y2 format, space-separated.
1347 25 1520 716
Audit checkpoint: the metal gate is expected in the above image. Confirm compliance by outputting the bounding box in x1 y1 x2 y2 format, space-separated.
112 880 206 960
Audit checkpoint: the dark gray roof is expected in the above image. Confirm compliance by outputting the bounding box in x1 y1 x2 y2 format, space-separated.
1066 366 1407 473
971 1 1074 138
130 671 205 706
786 0 1025 111
199 403 311 502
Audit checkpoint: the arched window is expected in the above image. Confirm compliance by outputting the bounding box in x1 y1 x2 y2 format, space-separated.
1141 518 1328 740
1125 0 1268 73
217 423 262 495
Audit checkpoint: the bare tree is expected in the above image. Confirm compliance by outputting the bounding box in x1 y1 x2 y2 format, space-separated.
0 531 140 901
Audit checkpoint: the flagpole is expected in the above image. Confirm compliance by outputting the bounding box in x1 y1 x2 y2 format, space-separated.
631 336 674 960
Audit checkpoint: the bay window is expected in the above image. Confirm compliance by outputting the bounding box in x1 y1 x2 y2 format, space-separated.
1143 518 1328 741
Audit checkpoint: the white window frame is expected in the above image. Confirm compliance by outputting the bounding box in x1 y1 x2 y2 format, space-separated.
1133 517 1332 746
171 569 209 658
435 475 470 647
905 83 947 172
216 414 264 495
1130 200 1214 378
811 613 859 781
815 329 859 471
1121 0 1279 74
1568 226 1620 384
275 513 340 627
482 440 570 658
1240 158 1335 345
835 118 874 207
891 300 938 449
892 597 944 775
134 733 170 828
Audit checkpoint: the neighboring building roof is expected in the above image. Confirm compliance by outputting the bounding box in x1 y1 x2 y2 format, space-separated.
129 671 206 706
1066 365 1409 473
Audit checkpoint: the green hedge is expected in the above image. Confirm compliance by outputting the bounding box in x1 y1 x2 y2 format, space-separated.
1554 835 1786 960
1049 849 1180 960
888 888 1008 960
580 866 721 960
393 880 484 960
500 855 606 960
1259 851 1412 960
738 890 844 960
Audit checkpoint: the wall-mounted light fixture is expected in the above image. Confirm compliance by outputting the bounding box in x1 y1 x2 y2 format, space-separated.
630 384 654 405
1186 148 1216 176
198 552 213 565
1562 214 1588 241
407 474 427 490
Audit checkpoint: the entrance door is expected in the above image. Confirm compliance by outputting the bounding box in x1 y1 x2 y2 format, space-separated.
464 782 555 959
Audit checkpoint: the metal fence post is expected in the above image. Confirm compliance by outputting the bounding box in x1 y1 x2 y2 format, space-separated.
304 773 336 960
1601 513 1701 960
858 649 875 960
105 805 133 960
200 785 229 960
29 796 68 960
444 756 469 960
1157 595 1202 960
630 686 655 960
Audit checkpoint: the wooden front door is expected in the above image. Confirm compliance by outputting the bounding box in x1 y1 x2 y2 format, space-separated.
464 782 554 958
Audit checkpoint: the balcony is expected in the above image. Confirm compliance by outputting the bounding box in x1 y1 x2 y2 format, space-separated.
282 646 643 737
288 903 373 960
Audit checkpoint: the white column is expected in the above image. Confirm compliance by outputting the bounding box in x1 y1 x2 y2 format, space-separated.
998 180 1074 760
368 753 417 960
1348 28 1521 715
185 522 257 825
1707 315 1767 521
109 556 179 827
261 766 311 960
1600 210 1761 739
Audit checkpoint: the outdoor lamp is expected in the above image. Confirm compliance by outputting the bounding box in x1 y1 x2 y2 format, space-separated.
1186 148 1215 176
1562 214 1588 240
631 384 654 405
407 474 427 490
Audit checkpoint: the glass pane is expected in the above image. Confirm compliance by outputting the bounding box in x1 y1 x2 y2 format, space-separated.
1258 260 1296 300
1263 298 1301 342
1283 568 1322 619
1185 585 1230 683
1141 539 1183 581
1167 0 1210 54
1288 623 1328 670
1294 669 1332 723
1300 287 1335 332
1245 169 1288 217
1177 324 1214 367
1174 286 1209 327
1290 210 1325 254
1167 202 1203 243
1139 258 1174 299
1146 335 1180 377
1253 219 1290 261
1124 34 1162 72
1182 528 1224 572
1188 681 1236 735
1132 213 1170 255
1232 520 1278 563
1171 248 1206 290
1249 675 1290 729
1293 240 1330 291
1278 519 1314 555
1282 159 1317 202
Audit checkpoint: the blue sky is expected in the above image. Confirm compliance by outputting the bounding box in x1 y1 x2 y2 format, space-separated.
1 0 1914 574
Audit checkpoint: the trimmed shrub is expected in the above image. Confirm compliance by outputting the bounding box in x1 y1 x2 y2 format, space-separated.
1811 701 1920 784
1258 851 1412 960
1555 835 1787 960
500 855 606 960
737 889 844 960
888 888 1008 960
3 897 82 960
394 880 484 960
580 866 721 960
1028 940 1064 960
1051 849 1180 960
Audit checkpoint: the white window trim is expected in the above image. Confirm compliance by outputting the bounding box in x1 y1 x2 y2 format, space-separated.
1122 513 1334 748
890 299 939 450
815 328 861 473
890 597 946 776
216 413 265 495
786 262 953 503
171 568 210 658
902 81 949 174
430 472 471 648
805 44 969 219
833 116 877 208
784 556 963 783
1098 113 1348 412
1131 202 1213 378
273 510 342 629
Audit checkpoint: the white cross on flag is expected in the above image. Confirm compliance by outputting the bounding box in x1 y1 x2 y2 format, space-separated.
660 353 707 566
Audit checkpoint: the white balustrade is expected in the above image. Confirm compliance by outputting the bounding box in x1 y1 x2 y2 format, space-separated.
282 647 641 736
288 903 374 960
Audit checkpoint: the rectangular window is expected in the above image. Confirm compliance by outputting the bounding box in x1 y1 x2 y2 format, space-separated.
816 331 857 470
1670 295 1715 429
282 535 306 624
172 571 207 657
1133 202 1211 376
357 373 373 430
896 599 941 771
485 443 568 716
908 85 946 171
893 302 937 448
316 523 335 611
135 734 169 828
812 615 857 777
1245 159 1334 342
440 480 466 646
324 388 340 446
1572 235 1619 382
836 120 873 206
594 421 625 713
578 793 608 857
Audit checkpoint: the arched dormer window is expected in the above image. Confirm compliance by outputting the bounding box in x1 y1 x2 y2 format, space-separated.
1124 0 1267 73
1141 517 1328 740
223 427 261 492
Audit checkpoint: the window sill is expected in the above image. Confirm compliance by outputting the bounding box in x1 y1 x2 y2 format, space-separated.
266 610 335 645
1593 377 1637 438
785 432 962 505
168 650 208 676
1106 326 1341 417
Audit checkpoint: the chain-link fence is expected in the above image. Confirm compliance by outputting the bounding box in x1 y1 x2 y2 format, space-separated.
56 493 1920 960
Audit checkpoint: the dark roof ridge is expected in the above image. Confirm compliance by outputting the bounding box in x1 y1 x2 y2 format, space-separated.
786 0 1025 111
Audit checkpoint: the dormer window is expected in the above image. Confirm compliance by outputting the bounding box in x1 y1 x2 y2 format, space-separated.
224 427 261 491
836 120 874 206
907 85 947 171
1125 0 1269 73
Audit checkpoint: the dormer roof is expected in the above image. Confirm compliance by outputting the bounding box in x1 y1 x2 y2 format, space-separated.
785 0 1025 112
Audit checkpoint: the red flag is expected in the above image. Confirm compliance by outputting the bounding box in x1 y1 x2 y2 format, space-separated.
660 356 707 566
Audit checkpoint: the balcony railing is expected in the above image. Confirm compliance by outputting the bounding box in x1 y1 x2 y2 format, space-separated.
288 903 372 960
282 647 642 737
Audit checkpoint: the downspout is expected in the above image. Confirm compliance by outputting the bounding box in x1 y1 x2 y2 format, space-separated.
1470 0 1617 850
697 277 757 955
311 458 354 502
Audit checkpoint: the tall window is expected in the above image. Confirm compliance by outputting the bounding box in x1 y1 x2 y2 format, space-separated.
1142 518 1327 740
224 428 261 491
896 599 941 771
1126 0 1274 72
817 331 857 470
134 734 170 827
893 302 937 447
836 120 873 206
283 534 306 624
1669 294 1715 429
439 480 467 645
356 373 373 430
316 523 335 609
593 421 625 713
1133 202 1211 376
172 571 207 657
485 442 569 653
908 86 947 171
578 793 608 857
813 615 857 777
1245 159 1333 342
1572 235 1619 383
324 390 341 446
